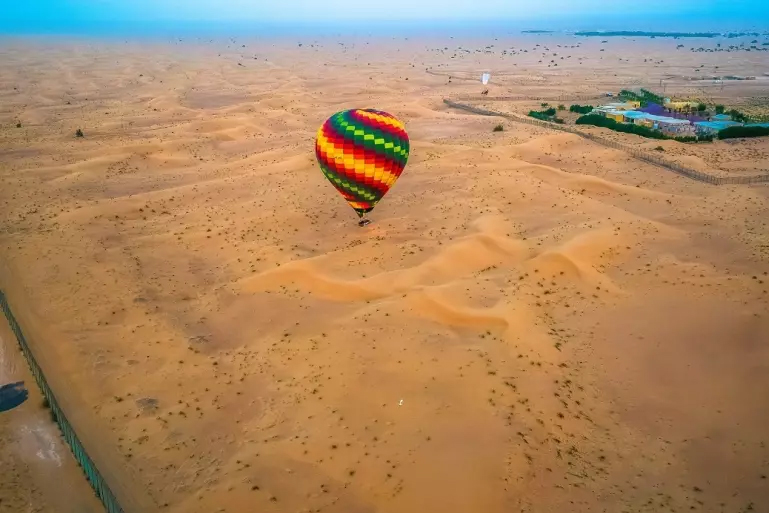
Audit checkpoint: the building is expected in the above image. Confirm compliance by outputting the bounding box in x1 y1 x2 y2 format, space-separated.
657 118 695 136
604 110 626 122
620 111 695 135
594 102 637 116
621 111 650 123
694 120 740 135
606 102 637 111
667 101 699 112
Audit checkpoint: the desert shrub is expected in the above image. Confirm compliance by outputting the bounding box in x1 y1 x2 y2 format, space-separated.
493 124 504 132
655 146 665 151
75 128 84 137
528 109 558 121
569 104 593 114
557 104 566 111
727 109 750 123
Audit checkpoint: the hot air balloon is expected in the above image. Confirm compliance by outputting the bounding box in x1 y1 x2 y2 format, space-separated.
315 109 410 226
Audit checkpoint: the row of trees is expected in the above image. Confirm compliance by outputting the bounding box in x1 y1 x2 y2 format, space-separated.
618 88 665 106
718 125 769 139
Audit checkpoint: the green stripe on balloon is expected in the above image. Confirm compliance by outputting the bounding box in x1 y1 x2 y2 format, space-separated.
329 114 408 165
318 162 380 202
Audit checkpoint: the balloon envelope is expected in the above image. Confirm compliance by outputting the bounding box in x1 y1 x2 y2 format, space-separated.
315 109 409 218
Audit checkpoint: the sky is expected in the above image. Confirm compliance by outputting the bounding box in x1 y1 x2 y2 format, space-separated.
4 0 769 34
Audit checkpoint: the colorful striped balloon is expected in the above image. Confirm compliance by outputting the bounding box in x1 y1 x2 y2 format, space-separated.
315 109 409 223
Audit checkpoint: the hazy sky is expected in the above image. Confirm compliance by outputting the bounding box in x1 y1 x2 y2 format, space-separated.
5 0 769 32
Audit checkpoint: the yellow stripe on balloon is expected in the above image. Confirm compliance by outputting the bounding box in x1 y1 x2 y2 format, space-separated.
356 110 405 131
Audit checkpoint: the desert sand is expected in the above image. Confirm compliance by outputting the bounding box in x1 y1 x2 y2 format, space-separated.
1 33 769 513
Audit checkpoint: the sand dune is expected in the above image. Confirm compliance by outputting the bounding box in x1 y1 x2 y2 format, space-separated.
1 34 769 513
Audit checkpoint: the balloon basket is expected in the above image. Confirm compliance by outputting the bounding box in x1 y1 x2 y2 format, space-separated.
358 218 371 227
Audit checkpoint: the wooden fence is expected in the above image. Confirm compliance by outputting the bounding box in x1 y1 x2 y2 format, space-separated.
443 99 769 185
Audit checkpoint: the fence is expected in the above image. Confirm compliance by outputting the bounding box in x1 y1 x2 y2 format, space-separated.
0 290 124 513
443 99 769 185
452 94 605 103
426 70 604 102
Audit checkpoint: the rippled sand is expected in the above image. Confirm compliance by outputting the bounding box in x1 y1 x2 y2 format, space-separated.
1 34 768 513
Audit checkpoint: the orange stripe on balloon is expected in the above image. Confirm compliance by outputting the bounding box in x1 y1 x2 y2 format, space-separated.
316 130 399 189
354 110 406 134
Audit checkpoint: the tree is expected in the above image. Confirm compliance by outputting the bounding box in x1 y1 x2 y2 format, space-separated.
557 104 566 111
715 105 725 114
697 103 707 112
541 102 549 108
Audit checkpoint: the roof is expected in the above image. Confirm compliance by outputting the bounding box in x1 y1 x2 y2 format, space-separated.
746 123 769 128
695 121 740 130
597 102 636 111
622 111 649 119
655 117 693 125
617 110 691 124
712 114 732 121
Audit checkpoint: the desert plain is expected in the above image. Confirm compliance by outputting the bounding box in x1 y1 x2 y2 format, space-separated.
1 32 769 513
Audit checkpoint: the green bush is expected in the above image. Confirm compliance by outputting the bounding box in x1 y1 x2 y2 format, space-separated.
727 109 750 123
715 105 725 114
570 104 594 114
557 104 566 111
528 108 558 121
718 125 769 139
528 110 551 121
697 103 707 112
